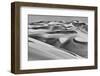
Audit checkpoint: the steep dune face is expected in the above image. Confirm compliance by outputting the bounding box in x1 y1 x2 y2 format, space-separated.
28 37 80 60
60 21 88 57
60 37 88 58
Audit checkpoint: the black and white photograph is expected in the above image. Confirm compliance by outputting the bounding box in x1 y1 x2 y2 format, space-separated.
28 15 88 61
11 2 97 74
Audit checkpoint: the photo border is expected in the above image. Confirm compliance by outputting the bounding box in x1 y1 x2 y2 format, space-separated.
11 2 98 74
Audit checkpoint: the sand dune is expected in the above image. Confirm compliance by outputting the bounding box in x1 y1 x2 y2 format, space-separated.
28 37 82 60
